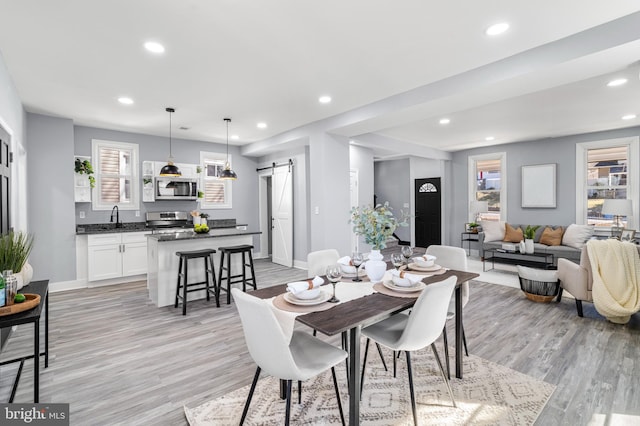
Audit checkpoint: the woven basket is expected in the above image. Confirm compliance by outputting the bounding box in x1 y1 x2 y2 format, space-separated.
519 277 559 303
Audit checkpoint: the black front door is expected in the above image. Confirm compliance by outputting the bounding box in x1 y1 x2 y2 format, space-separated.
415 177 441 248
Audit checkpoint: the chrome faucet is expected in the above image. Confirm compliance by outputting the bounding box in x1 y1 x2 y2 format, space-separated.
110 205 122 228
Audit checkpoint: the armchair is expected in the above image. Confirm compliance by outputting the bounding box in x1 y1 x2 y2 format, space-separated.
557 247 593 317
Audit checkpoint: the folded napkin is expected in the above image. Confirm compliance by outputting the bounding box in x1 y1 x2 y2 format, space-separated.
287 276 324 295
338 256 355 267
389 269 423 285
415 254 436 261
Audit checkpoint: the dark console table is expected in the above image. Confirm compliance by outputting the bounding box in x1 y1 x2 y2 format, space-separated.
0 280 49 402
483 248 554 272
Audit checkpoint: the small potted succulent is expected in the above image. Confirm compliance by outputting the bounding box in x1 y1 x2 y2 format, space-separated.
468 222 480 233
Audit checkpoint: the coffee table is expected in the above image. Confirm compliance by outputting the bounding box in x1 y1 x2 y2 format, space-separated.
483 248 554 272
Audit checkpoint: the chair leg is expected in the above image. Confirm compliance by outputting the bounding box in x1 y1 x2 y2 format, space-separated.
331 367 346 426
240 367 261 425
393 351 397 378
556 287 563 302
576 299 584 317
462 325 469 357
285 379 292 426
360 338 370 399
405 351 418 426
226 252 232 304
203 256 211 301
442 326 450 380
174 256 183 308
375 343 388 371
298 381 302 404
182 258 188 316
210 255 220 308
431 343 456 408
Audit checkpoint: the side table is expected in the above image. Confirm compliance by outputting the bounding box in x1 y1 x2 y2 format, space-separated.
460 231 480 256
0 280 49 402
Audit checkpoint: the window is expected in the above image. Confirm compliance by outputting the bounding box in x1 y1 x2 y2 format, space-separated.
91 140 139 210
468 153 506 221
200 151 232 209
576 137 639 228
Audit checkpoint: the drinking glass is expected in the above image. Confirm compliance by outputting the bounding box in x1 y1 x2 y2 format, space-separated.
351 252 364 282
391 253 404 270
325 264 342 303
401 246 414 265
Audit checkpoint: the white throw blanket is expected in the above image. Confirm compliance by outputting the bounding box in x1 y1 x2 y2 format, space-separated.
586 239 640 324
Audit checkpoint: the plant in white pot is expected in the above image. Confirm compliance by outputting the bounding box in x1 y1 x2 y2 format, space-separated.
349 202 407 282
0 231 34 290
523 225 539 254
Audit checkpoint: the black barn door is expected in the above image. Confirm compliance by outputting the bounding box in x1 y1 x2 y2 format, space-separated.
415 177 441 248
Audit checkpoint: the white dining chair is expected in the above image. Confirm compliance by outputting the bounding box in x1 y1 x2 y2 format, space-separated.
307 248 340 276
232 288 347 425
426 245 470 379
360 276 458 425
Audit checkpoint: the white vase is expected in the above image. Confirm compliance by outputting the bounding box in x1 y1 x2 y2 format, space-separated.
15 273 24 291
20 262 33 287
525 239 534 254
365 249 387 283
519 241 526 254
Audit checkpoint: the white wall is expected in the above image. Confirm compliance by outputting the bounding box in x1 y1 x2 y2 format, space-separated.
349 144 374 251
374 158 411 242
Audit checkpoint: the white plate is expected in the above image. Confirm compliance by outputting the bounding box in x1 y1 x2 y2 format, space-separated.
341 269 366 278
283 291 332 306
407 263 442 272
383 280 426 293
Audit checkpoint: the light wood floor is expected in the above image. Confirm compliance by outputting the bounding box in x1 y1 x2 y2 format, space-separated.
1 255 639 425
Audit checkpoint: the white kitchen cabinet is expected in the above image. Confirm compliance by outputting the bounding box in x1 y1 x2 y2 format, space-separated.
142 161 155 202
88 232 149 281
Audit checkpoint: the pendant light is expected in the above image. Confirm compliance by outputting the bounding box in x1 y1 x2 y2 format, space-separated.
219 117 238 180
159 107 181 176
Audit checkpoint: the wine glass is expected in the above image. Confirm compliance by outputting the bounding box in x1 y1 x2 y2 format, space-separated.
351 252 364 282
391 253 404 270
325 264 342 303
401 246 414 266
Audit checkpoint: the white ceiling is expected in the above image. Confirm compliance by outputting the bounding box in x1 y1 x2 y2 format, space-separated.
1 0 639 158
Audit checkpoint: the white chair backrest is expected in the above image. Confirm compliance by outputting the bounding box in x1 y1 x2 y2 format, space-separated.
397 276 457 351
426 245 469 307
232 288 301 379
307 249 340 277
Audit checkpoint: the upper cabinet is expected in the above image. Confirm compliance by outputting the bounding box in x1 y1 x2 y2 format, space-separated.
142 161 155 202
74 155 94 203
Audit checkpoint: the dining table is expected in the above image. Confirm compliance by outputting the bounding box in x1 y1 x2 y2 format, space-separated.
251 266 478 425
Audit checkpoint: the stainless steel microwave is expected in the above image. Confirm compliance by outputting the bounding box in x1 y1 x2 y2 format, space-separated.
154 177 198 200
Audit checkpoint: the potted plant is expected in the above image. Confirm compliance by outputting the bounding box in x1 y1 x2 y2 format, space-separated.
200 212 209 226
0 231 34 289
74 158 95 188
523 225 540 254
468 222 480 233
349 202 407 282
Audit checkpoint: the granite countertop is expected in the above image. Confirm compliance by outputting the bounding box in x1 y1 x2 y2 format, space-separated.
76 221 248 235
147 228 261 242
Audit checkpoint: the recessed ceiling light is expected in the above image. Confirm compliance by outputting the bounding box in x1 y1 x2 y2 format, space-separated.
257 122 267 129
485 136 495 141
486 22 509 36
231 135 239 140
144 41 165 54
319 95 332 104
439 118 451 125
607 78 628 87
622 114 637 120
117 97 134 105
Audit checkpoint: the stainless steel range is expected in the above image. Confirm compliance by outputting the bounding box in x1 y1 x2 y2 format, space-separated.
145 211 192 234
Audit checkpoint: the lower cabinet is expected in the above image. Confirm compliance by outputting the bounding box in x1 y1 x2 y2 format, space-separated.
87 232 149 281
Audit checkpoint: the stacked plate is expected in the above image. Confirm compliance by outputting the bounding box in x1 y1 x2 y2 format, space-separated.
283 292 331 306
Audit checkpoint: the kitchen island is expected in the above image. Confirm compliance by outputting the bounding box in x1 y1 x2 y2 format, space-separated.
147 228 261 307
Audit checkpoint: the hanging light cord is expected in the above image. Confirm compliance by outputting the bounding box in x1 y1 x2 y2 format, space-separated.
169 110 173 158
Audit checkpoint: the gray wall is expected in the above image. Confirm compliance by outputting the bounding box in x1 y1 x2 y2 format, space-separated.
374 159 411 242
449 125 640 244
27 113 76 282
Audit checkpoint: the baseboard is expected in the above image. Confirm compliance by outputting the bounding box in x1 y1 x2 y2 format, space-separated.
49 279 87 293
293 259 307 270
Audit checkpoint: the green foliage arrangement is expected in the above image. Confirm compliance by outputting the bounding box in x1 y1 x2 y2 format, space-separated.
349 202 407 250
524 225 540 240
74 158 95 188
0 231 34 273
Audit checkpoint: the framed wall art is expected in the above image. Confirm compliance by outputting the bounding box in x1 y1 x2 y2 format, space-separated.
521 163 556 208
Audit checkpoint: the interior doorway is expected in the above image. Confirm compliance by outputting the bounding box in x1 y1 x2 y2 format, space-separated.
349 169 358 252
258 164 293 267
414 177 441 248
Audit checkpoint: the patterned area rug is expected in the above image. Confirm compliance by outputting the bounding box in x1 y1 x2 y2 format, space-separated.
184 348 554 425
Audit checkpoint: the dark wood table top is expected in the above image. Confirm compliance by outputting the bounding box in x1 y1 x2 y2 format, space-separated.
0 280 49 328
251 269 478 336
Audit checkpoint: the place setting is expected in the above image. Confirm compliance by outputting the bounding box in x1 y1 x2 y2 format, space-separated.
272 275 337 313
373 269 427 299
397 248 448 275
338 252 368 281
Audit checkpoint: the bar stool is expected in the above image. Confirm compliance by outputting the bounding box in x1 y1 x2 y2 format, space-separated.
175 249 219 315
218 245 257 304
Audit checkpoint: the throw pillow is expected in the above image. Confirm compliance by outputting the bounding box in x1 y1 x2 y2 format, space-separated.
504 223 524 242
481 220 505 242
540 226 564 246
562 224 594 249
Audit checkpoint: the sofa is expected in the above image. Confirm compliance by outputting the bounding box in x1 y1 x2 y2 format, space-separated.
478 223 594 266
